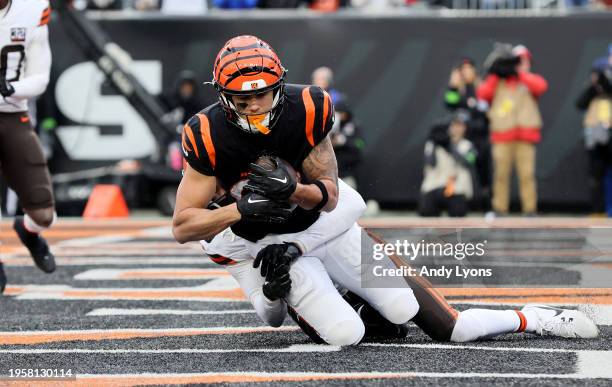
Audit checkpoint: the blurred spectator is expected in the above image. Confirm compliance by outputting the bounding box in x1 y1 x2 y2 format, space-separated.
478 44 548 216
258 0 302 7
72 0 124 10
132 0 159 10
213 0 258 8
132 0 208 12
161 71 207 171
419 111 477 217
576 45 612 214
307 0 348 11
311 66 358 182
162 0 207 12
444 57 491 208
310 66 378 214
162 70 206 125
330 100 365 187
311 66 348 106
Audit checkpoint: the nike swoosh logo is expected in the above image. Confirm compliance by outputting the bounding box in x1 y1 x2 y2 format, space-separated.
248 198 269 204
269 177 287 183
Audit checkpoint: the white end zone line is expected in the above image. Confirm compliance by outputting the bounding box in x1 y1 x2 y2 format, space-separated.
74 268 232 281
84 305 612 325
86 308 255 316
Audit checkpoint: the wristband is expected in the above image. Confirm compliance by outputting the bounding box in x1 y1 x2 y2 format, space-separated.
311 180 329 212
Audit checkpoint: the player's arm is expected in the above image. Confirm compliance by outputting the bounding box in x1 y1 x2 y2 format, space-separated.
282 179 365 254
290 136 339 212
7 26 51 99
172 164 241 244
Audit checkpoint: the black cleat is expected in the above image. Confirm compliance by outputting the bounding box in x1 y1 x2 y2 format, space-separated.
13 216 56 273
0 261 6 294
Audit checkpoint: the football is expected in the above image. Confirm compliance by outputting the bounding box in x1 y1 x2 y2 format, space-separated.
254 155 301 183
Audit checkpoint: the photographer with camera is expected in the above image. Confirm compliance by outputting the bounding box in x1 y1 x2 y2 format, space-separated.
477 44 548 216
576 45 612 215
419 110 478 217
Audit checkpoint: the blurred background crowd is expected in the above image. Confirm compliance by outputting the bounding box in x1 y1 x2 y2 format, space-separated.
1 3 611 220
72 0 612 11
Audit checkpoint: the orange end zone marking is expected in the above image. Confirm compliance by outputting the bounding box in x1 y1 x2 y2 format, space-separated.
9 372 418 387
62 289 246 300
118 270 230 279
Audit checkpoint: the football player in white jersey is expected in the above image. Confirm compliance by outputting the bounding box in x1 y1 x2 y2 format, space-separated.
0 0 56 294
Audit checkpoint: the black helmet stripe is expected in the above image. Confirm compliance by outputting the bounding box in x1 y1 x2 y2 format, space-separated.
218 42 268 60
216 54 281 81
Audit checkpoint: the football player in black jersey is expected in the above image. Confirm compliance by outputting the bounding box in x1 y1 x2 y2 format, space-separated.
172 36 599 345
173 35 338 245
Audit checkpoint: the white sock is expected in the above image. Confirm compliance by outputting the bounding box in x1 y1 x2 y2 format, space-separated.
24 213 57 234
451 309 523 342
521 307 556 333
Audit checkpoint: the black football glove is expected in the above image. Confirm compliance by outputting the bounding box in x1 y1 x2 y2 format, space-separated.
236 192 292 224
0 77 15 98
262 263 292 301
253 242 301 278
244 157 297 200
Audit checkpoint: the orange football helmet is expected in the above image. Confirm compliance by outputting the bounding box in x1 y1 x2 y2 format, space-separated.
212 35 286 134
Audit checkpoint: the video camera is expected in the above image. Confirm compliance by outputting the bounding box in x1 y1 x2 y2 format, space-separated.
483 43 521 79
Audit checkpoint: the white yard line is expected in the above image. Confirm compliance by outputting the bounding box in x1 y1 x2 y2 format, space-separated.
57 235 138 247
86 308 255 316
577 351 612 378
74 268 231 281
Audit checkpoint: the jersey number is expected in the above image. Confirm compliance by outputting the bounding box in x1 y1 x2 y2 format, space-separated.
0 45 26 82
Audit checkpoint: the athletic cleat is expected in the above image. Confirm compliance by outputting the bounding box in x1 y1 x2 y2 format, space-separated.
13 216 56 273
522 304 599 339
0 261 6 294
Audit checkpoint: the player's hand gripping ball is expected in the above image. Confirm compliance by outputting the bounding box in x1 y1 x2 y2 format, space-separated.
244 156 299 201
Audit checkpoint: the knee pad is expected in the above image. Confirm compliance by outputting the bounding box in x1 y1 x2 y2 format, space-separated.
375 289 420 325
286 257 324 307
450 310 486 343
323 318 365 346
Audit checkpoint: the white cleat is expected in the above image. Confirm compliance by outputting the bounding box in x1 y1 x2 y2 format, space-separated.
522 304 599 339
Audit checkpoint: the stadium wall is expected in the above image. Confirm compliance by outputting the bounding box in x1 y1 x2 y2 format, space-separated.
47 13 612 209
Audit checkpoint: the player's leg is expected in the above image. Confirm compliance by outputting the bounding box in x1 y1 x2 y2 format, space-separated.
491 142 514 214
202 228 287 327
319 224 420 326
0 113 56 273
0 211 5 293
365 231 599 341
225 259 288 327
451 305 598 341
515 141 537 214
283 256 365 346
0 261 5 294
209 228 364 345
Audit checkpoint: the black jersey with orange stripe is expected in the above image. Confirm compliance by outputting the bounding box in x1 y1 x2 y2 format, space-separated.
182 84 335 242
